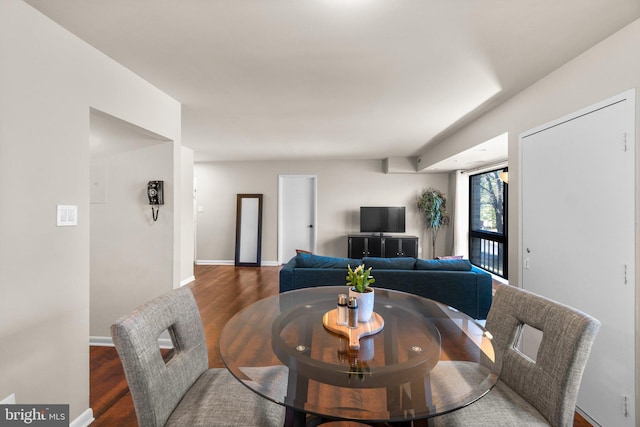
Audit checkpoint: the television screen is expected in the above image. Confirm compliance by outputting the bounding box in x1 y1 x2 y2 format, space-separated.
360 207 406 233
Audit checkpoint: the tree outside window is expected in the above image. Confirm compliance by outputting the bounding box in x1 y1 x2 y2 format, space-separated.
469 168 507 278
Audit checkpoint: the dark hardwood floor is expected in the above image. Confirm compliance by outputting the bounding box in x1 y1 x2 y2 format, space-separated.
90 265 592 426
91 265 281 426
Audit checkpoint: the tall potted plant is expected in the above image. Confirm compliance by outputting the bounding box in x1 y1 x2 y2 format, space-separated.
417 187 450 259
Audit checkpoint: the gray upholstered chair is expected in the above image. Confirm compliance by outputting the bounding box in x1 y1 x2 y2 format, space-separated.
111 286 285 427
433 284 600 427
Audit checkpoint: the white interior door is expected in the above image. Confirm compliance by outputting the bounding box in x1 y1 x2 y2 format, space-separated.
521 90 635 426
278 175 317 264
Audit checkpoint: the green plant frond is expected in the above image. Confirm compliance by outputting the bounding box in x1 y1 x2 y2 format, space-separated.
346 264 375 292
417 187 450 258
417 187 450 231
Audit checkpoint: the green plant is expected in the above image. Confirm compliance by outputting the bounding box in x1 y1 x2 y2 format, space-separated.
348 360 371 381
338 349 371 381
346 264 375 293
417 187 450 259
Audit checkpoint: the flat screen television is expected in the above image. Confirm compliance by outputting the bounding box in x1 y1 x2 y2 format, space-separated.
360 206 406 234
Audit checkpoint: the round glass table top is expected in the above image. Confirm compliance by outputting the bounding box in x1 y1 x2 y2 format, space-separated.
219 286 498 423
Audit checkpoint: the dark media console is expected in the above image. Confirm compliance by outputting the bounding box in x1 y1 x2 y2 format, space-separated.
348 234 418 259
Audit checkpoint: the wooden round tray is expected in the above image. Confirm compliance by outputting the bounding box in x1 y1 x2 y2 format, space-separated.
322 308 384 350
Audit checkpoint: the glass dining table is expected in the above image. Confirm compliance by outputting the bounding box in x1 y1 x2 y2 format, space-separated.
219 286 499 426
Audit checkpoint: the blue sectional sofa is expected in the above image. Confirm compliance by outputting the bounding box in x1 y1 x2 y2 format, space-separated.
279 253 493 319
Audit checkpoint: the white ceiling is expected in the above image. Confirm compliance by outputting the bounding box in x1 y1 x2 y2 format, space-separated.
423 132 508 172
24 0 640 168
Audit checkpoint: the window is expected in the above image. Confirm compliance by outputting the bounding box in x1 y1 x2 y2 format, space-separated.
469 168 507 278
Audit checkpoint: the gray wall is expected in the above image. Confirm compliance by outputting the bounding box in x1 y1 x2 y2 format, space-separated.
195 159 452 263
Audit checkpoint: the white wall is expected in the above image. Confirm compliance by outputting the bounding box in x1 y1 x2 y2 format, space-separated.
195 159 451 263
90 140 174 337
180 147 195 284
419 18 640 286
417 17 640 420
0 0 181 420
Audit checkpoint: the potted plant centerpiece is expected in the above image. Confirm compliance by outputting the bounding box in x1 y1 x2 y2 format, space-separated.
346 264 375 322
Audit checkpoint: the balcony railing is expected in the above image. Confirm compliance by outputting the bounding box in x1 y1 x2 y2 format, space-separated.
470 234 506 278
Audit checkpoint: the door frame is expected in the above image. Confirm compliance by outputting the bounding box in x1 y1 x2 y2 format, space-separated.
278 175 318 264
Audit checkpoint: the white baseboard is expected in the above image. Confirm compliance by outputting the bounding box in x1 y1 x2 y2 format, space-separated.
70 408 94 427
157 338 173 349
180 275 195 287
89 336 114 347
490 272 509 285
0 393 15 404
90 336 173 349
196 260 279 266
575 407 601 427
196 260 234 265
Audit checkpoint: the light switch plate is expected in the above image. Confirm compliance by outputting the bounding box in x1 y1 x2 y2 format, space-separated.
57 205 78 226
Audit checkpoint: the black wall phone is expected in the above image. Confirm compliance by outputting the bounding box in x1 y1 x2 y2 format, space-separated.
147 180 164 221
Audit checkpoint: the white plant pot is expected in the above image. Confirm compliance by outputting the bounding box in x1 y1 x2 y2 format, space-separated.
359 337 375 361
349 287 375 323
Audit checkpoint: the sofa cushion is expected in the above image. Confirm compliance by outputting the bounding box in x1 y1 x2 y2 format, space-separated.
296 253 359 269
363 257 416 270
415 259 472 271
436 255 464 260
